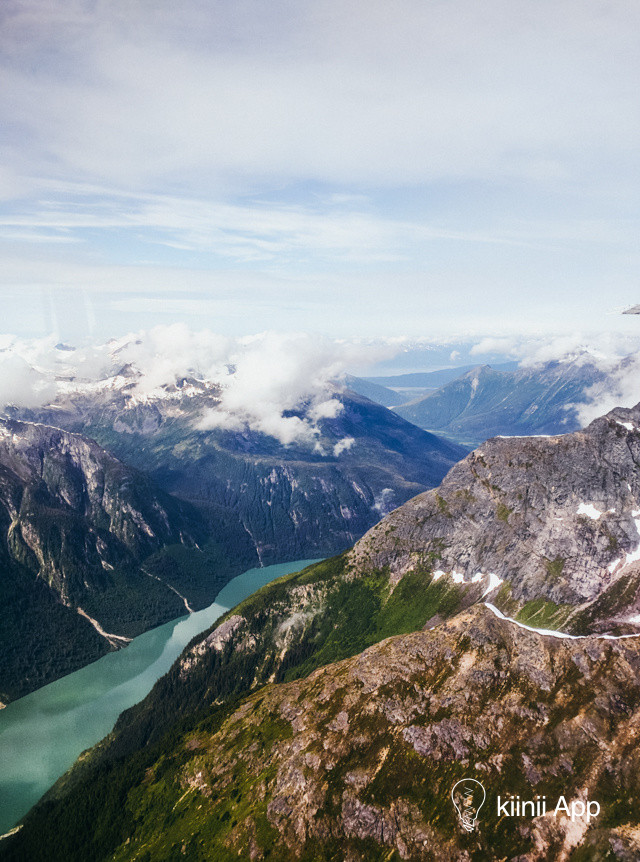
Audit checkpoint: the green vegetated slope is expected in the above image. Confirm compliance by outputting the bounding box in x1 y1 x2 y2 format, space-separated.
5 580 640 861
1 554 478 861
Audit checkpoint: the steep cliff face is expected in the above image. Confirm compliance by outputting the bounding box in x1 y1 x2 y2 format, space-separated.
354 404 640 634
18 379 466 563
0 418 195 595
0 418 248 703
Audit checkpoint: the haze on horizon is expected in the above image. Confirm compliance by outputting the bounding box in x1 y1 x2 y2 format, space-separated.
1 0 639 342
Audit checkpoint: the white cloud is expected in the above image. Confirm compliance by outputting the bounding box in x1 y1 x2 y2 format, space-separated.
333 436 355 457
3 0 639 193
471 332 640 368
195 331 376 445
0 344 58 407
576 354 640 426
0 327 390 446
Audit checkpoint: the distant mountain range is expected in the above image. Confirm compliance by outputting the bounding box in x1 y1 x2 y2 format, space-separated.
364 360 519 391
16 371 466 567
10 402 640 860
348 357 608 444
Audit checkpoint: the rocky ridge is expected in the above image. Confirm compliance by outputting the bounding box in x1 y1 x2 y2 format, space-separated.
354 403 640 635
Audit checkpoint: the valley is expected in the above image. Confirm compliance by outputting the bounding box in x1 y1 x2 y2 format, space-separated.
0 558 319 834
350 356 613 445
5 398 640 859
1 373 465 703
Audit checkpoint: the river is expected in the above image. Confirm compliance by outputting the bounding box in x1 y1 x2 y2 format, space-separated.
0 558 320 833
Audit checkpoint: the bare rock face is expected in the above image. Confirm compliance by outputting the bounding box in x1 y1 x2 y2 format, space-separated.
0 418 194 592
353 404 640 633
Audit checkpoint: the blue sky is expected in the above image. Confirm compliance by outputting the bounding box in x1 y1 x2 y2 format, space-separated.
1 0 640 342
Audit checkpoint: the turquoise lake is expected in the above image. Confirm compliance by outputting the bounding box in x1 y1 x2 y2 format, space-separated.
0 558 320 834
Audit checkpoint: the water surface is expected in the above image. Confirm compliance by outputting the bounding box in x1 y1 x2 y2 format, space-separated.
0 558 320 833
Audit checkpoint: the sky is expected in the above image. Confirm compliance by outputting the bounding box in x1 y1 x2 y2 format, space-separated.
1 0 640 344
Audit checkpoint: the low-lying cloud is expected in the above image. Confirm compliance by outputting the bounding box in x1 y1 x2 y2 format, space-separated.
5 327 640 442
0 326 391 446
576 355 640 426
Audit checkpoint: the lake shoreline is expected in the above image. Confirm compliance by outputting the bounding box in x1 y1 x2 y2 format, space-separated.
0 558 321 833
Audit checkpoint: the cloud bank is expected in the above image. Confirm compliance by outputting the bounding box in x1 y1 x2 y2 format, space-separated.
4 326 640 443
0 327 391 446
576 356 640 426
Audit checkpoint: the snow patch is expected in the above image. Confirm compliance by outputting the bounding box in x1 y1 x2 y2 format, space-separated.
482 573 504 597
485 603 640 641
622 511 640 567
625 546 640 567
577 502 604 520
495 434 563 438
431 570 502 594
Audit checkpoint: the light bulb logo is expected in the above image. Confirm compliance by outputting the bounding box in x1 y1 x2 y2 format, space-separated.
451 778 486 832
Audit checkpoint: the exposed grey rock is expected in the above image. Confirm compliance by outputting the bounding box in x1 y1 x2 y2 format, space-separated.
353 403 640 632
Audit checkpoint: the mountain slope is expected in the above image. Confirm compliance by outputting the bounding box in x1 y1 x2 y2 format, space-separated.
343 374 406 407
393 359 607 444
8 405 640 857
0 418 253 703
18 378 466 564
355 402 640 634
364 360 519 393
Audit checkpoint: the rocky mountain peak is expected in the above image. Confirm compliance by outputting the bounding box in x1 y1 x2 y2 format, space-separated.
353 402 640 634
